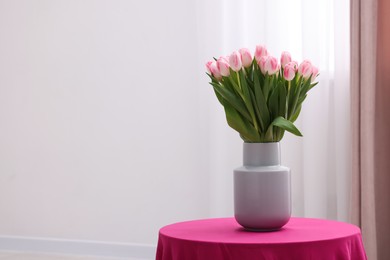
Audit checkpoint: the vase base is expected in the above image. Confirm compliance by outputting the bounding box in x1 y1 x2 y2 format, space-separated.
243 227 282 232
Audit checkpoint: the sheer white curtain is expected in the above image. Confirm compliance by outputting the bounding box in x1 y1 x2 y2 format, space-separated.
196 0 350 221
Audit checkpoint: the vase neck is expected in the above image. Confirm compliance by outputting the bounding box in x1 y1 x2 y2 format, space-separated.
243 142 281 166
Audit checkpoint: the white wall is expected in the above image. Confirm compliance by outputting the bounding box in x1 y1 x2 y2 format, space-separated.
0 0 210 246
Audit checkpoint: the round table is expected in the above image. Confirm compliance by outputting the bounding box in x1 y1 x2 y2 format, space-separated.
156 217 367 260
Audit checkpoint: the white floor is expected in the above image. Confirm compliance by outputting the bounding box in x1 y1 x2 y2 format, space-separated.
0 251 144 260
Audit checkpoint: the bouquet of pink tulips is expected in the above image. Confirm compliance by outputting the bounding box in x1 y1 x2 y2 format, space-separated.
206 45 319 142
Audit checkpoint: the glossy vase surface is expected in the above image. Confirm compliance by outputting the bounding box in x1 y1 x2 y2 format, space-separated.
234 142 291 231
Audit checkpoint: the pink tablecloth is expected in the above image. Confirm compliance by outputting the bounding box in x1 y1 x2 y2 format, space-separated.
156 217 367 260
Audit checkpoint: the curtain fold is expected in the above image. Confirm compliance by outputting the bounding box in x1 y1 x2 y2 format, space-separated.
350 0 390 259
375 0 390 258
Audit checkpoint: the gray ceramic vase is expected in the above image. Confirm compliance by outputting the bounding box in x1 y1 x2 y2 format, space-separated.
234 142 291 231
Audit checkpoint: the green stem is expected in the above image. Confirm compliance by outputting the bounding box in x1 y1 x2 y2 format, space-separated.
237 70 259 132
286 81 291 119
236 71 242 91
290 77 303 120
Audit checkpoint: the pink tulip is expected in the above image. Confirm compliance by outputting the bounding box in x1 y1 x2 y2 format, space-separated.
209 61 222 80
298 60 313 78
217 56 230 77
280 51 292 68
283 64 296 81
311 66 319 82
286 61 298 70
239 48 253 68
219 56 229 62
229 51 242 72
258 56 268 74
254 45 269 62
205 61 213 74
264 56 279 75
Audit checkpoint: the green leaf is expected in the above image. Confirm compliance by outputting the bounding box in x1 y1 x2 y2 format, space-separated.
289 76 303 119
298 94 307 107
268 86 279 119
212 84 252 122
300 76 313 97
290 105 302 123
212 87 225 106
244 63 255 90
221 76 239 95
278 80 287 118
224 102 261 142
287 74 299 116
253 69 270 131
264 125 274 142
239 70 259 131
276 129 286 142
248 85 263 131
296 94 307 110
263 74 270 101
268 116 303 137
228 69 241 91
206 72 219 84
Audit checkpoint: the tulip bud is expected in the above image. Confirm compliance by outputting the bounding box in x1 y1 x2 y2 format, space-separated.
286 61 298 70
239 48 253 68
258 56 268 74
217 56 230 77
264 56 279 75
311 66 319 82
298 60 313 78
205 61 213 74
219 56 229 62
210 61 222 80
280 51 292 68
229 51 242 72
283 64 296 81
254 45 269 62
